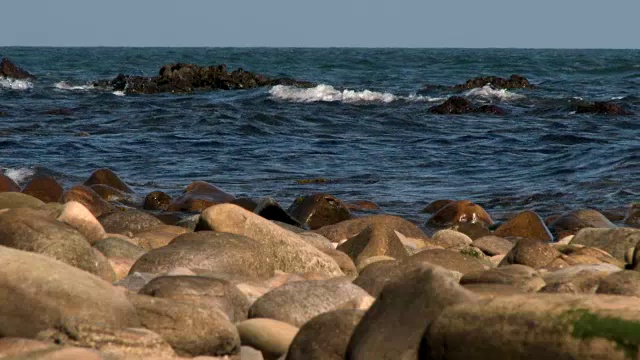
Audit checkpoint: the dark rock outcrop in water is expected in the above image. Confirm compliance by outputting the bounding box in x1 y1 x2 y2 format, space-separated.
429 96 506 115
574 101 633 115
0 58 36 79
94 63 315 94
453 74 533 90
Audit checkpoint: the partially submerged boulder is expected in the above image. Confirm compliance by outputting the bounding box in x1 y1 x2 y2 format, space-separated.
0 58 36 80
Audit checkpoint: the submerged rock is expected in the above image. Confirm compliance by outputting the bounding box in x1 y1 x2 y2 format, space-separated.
452 74 533 90
575 101 633 115
0 58 35 79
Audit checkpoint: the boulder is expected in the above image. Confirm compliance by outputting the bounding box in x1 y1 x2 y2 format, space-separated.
575 101 633 115
0 173 20 193
0 338 53 357
558 245 625 268
168 181 235 212
596 271 640 297
549 209 616 238
288 194 351 230
472 235 514 256
248 278 370 327
421 199 455 213
61 185 116 218
139 275 250 322
429 96 473 114
90 184 131 202
237 318 298 359
253 196 303 227
0 191 45 209
347 265 478 359
345 200 381 212
571 227 640 261
499 238 561 269
93 237 146 260
0 246 139 338
460 265 545 293
98 209 164 235
21 176 64 203
134 224 190 250
56 201 106 244
453 74 533 90
322 248 358 277
143 190 173 211
540 264 621 294
493 210 553 241
430 229 473 251
624 203 640 227
314 214 429 244
0 58 35 79
336 224 409 267
286 309 365 360
83 168 133 193
411 248 490 274
128 293 240 357
426 200 493 228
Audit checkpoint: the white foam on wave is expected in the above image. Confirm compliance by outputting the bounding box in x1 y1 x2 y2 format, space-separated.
112 90 126 96
3 167 35 185
0 77 33 90
269 84 442 104
54 81 94 91
464 84 524 101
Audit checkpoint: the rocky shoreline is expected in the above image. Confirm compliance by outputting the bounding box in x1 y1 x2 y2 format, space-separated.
0 168 639 359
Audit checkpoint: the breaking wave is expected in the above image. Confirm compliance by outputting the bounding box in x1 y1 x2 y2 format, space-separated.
54 81 94 91
0 77 33 90
464 84 525 101
270 84 443 104
2 167 35 185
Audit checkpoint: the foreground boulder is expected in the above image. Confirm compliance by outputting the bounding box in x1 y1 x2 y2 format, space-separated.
98 209 164 235
0 58 36 79
288 194 351 230
493 210 553 241
570 227 640 261
94 62 315 95
499 238 561 269
548 208 616 238
0 246 139 338
453 74 533 90
237 318 298 360
336 224 410 267
460 265 546 294
61 185 116 218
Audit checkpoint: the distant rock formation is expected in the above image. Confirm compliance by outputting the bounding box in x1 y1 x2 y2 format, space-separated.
429 96 506 115
574 101 633 115
0 58 36 79
94 63 315 94
453 75 533 90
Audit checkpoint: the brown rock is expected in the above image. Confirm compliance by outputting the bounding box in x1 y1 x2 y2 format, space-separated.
83 168 133 193
237 318 298 359
494 210 553 241
430 229 473 251
499 238 561 269
460 265 545 293
98 209 164 235
0 191 46 209
168 181 235 212
472 235 514 256
421 199 455 213
570 227 640 261
345 200 380 211
322 248 358 277
453 74 533 90
411 248 490 274
336 224 409 267
538 270 604 294
288 193 351 230
624 203 640 227
426 200 493 228
61 185 116 218
143 190 173 211
549 208 616 238
596 271 640 297
109 257 136 281
21 176 63 203
56 201 106 244
451 221 492 240
90 184 130 202
429 96 474 114
0 58 36 79
134 224 190 250
559 245 625 268
314 214 429 244
94 236 146 260
0 173 20 193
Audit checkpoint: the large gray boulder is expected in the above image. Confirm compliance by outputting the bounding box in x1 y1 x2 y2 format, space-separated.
570 227 640 261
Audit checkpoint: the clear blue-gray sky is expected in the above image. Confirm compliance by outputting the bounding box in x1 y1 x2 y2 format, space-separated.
2 0 639 48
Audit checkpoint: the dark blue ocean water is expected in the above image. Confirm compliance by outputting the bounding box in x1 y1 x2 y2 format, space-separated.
0 48 638 222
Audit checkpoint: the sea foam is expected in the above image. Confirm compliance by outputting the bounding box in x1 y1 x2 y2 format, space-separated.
270 84 441 104
464 84 524 101
54 81 94 91
0 77 33 90
3 167 35 185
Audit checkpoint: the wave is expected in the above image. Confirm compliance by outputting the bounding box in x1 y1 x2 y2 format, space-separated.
2 167 35 185
0 77 33 90
54 81 94 91
112 91 126 96
463 84 525 101
269 84 443 104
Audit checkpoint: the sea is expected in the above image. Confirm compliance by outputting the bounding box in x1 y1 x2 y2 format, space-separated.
0 47 638 224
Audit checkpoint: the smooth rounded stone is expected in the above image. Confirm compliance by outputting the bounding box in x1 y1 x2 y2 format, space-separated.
115 272 159 293
430 229 473 251
175 213 201 231
450 221 492 240
61 185 116 218
92 248 116 282
0 207 109 276
90 184 131 202
314 214 429 244
248 278 369 327
345 200 381 212
297 232 333 250
38 325 176 360
196 205 344 277
559 246 625 268
538 270 604 294
237 318 298 359
421 199 455 213
168 181 235 212
83 168 134 193
13 347 108 360
56 201 106 244
472 235 514 256
493 210 553 241
355 255 395 273
286 309 365 360
128 293 241 357
460 265 545 293
412 248 491 274
143 190 173 211
596 271 640 297
499 238 561 269
98 209 164 235
0 246 139 338
336 224 409 268
253 197 303 227
0 173 20 192
241 346 265 360
0 338 55 357
570 227 640 261
425 200 493 228
0 191 45 209
139 275 250 322
322 248 357 277
549 208 616 238
424 293 640 360
21 176 64 203
109 257 136 281
93 237 146 260
134 224 190 250
555 235 574 245
287 193 351 230
624 203 640 227
347 265 479 360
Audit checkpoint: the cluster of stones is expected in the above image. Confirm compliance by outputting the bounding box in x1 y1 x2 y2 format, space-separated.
0 168 639 359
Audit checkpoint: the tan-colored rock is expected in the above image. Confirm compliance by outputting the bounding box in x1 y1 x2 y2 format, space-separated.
336 224 409 268
314 214 429 244
412 248 491 274
472 235 514 256
57 201 106 244
21 176 64 203
549 209 616 238
499 238 561 269
355 255 396 273
426 200 493 228
430 229 473 251
0 338 53 357
287 193 351 230
90 184 130 202
99 209 164 235
61 185 115 218
168 181 235 212
322 248 357 277
109 257 136 282
460 265 545 293
570 227 640 261
559 246 625 268
494 210 553 241
596 271 640 297
0 192 45 210
134 224 190 250
94 237 146 260
237 318 298 359
83 168 133 193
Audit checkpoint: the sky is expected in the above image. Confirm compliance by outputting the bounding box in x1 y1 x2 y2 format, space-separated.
1 0 639 48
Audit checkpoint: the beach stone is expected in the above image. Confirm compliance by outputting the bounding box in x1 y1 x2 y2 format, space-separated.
493 210 552 241
430 229 473 251
286 309 365 360
21 176 63 203
297 231 333 250
424 293 640 360
575 101 633 115
253 197 303 227
336 224 409 267
596 271 640 297
426 200 493 228
345 200 380 212
412 248 490 274
549 208 616 238
237 319 298 359
453 74 533 89
539 270 604 294
0 246 139 338
115 272 158 292
12 347 108 360
109 257 136 281
624 203 640 227
460 265 545 293
355 255 396 273
499 238 561 269
0 57 35 79
451 221 492 240
83 168 133 193
241 346 265 360
92 248 116 282
287 193 351 230
314 214 429 244
143 190 173 211
61 185 116 218
570 227 640 261
197 204 344 276
472 235 514 256
559 245 625 268
139 275 250 322
93 237 146 260
421 199 455 213
128 293 240 357
98 208 164 235
134 224 190 250
0 207 110 276
56 201 106 244
347 265 478 360
168 181 235 212
0 338 54 357
0 191 45 209
322 248 358 277
90 184 131 202
0 173 20 193
429 96 473 114
248 278 369 327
